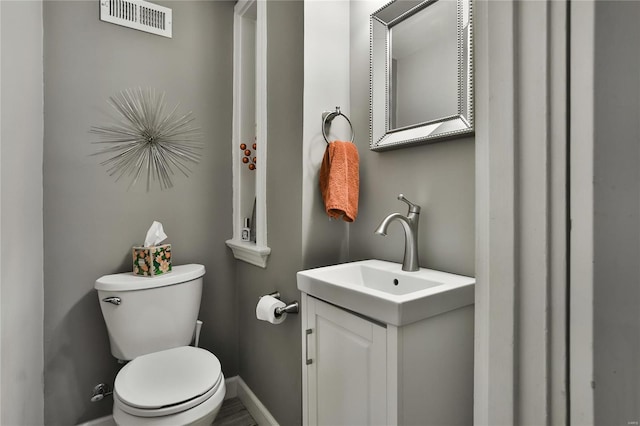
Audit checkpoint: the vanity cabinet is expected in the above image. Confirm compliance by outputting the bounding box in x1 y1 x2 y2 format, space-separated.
301 293 474 426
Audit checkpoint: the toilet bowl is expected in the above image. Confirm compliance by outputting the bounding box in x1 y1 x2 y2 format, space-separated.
112 346 225 426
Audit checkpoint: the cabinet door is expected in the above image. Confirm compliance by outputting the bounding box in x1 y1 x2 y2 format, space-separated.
305 297 387 425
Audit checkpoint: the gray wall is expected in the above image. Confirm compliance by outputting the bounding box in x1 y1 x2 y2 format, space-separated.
42 2 235 424
237 2 304 425
301 0 350 270
593 1 640 423
0 1 45 425
349 1 475 277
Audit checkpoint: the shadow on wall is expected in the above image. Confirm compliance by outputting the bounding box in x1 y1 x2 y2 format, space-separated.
45 291 121 425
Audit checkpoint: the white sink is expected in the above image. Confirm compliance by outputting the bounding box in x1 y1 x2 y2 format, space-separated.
296 259 475 326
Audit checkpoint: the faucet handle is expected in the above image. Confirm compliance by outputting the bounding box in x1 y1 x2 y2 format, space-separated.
397 194 421 214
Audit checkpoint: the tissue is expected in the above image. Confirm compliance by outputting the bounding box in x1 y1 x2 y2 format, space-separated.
144 221 167 247
132 221 172 277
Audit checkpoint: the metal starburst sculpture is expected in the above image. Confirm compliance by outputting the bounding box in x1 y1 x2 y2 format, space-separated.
91 88 202 191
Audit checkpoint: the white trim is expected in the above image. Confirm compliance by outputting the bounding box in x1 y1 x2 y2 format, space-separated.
546 2 570 421
473 0 517 422
254 0 268 252
76 415 116 426
229 0 244 251
224 376 238 399
0 2 3 421
569 0 595 423
386 325 399 425
235 376 280 426
474 0 568 423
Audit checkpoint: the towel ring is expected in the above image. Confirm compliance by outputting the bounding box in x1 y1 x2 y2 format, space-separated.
322 107 355 144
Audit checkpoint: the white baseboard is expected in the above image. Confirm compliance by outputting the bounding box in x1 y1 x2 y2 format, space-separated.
224 376 239 399
76 414 116 426
226 376 280 426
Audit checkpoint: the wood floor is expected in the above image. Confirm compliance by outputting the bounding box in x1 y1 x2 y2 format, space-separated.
212 397 258 426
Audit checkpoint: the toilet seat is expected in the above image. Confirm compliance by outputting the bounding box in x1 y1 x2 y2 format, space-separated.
114 346 222 418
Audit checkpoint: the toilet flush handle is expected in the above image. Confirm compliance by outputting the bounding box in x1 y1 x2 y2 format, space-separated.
102 296 121 305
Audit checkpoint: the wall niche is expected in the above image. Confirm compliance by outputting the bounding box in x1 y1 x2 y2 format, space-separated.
225 0 271 267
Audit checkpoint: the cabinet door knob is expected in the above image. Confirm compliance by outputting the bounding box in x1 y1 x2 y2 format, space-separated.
305 328 313 365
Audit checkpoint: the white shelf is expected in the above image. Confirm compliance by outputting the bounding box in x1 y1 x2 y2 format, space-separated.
225 239 271 269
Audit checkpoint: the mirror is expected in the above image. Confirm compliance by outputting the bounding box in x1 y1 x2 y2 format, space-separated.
370 0 473 151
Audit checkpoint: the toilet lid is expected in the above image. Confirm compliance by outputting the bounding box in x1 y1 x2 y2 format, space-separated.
115 346 222 410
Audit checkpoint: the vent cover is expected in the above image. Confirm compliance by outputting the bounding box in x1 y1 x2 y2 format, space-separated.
100 0 172 38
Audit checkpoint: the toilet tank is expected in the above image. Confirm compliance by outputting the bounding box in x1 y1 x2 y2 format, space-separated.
95 264 205 361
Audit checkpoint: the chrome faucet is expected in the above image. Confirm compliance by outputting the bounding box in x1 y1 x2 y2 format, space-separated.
374 194 421 272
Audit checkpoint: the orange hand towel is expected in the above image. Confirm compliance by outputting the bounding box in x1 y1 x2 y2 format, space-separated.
319 140 359 222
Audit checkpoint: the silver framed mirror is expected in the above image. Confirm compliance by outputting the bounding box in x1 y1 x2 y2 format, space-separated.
370 0 473 151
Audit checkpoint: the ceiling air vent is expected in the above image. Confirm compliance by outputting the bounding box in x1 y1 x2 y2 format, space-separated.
99 0 172 38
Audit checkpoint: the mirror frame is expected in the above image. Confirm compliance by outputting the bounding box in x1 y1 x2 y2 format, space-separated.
369 0 474 151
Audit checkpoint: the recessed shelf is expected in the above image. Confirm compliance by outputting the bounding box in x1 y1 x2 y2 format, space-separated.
227 0 270 268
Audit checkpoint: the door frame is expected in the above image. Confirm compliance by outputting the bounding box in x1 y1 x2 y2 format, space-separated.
473 0 570 423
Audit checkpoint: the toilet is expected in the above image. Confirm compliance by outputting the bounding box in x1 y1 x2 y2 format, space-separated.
95 264 225 426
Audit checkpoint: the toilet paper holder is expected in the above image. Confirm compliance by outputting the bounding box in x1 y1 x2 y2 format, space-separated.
262 291 299 318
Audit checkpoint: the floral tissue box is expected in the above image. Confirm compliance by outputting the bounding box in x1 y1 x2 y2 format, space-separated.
132 244 172 277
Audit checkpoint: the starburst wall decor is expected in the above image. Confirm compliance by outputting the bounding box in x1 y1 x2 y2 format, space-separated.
90 88 202 191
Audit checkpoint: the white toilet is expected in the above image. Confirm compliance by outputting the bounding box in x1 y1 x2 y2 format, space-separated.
95 264 225 426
